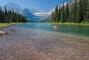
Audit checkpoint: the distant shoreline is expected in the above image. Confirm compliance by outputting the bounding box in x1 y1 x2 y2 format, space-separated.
24 22 89 25
47 22 89 26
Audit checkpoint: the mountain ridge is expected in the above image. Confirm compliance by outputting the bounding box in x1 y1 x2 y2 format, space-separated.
4 2 49 21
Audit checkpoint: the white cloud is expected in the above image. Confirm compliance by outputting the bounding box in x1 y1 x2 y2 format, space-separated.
34 12 49 16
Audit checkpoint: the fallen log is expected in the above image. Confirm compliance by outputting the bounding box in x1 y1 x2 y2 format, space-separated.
0 31 7 35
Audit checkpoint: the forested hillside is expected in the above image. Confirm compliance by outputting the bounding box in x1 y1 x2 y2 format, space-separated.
51 0 89 23
0 6 27 23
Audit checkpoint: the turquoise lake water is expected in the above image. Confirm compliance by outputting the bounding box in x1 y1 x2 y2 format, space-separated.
16 23 89 37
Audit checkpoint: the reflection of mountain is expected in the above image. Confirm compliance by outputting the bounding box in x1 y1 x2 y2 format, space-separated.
5 3 49 21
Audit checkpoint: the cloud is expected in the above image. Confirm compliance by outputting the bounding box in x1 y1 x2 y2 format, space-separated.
34 12 49 16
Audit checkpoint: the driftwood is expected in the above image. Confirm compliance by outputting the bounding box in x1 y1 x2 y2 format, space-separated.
0 31 7 35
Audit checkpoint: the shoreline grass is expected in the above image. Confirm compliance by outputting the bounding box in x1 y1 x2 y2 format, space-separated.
48 22 89 26
0 23 16 28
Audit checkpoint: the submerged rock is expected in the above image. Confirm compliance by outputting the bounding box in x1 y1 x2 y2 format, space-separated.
0 31 6 35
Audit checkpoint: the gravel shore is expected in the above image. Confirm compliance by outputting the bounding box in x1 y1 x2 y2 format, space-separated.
0 26 89 60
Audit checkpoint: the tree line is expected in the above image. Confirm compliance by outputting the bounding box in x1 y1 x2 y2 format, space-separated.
0 6 27 23
51 0 89 23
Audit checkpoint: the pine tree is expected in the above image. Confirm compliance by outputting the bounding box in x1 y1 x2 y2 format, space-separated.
83 0 89 22
65 2 69 22
50 0 89 23
55 5 59 22
60 3 66 23
78 0 84 23
51 12 56 22
0 6 2 22
87 0 89 22
58 6 61 22
71 0 78 23
0 6 27 23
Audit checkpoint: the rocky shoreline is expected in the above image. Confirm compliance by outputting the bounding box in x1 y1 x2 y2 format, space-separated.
0 25 89 60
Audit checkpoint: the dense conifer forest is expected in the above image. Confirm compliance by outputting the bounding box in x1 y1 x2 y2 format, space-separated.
51 0 89 23
0 6 27 23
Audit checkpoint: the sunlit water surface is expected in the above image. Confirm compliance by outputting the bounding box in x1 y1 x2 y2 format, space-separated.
16 23 89 37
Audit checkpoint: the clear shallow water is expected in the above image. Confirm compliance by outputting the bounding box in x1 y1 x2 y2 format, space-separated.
16 23 89 37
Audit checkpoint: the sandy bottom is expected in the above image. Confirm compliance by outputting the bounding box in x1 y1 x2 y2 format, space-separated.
0 26 89 60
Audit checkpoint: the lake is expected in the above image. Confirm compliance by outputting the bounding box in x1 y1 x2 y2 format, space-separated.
16 22 89 37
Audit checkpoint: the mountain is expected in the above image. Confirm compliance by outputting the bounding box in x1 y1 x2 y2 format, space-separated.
5 3 49 21
22 8 44 21
28 9 40 14
22 8 34 20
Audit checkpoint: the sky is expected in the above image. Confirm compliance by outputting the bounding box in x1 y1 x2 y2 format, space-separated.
0 0 69 12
